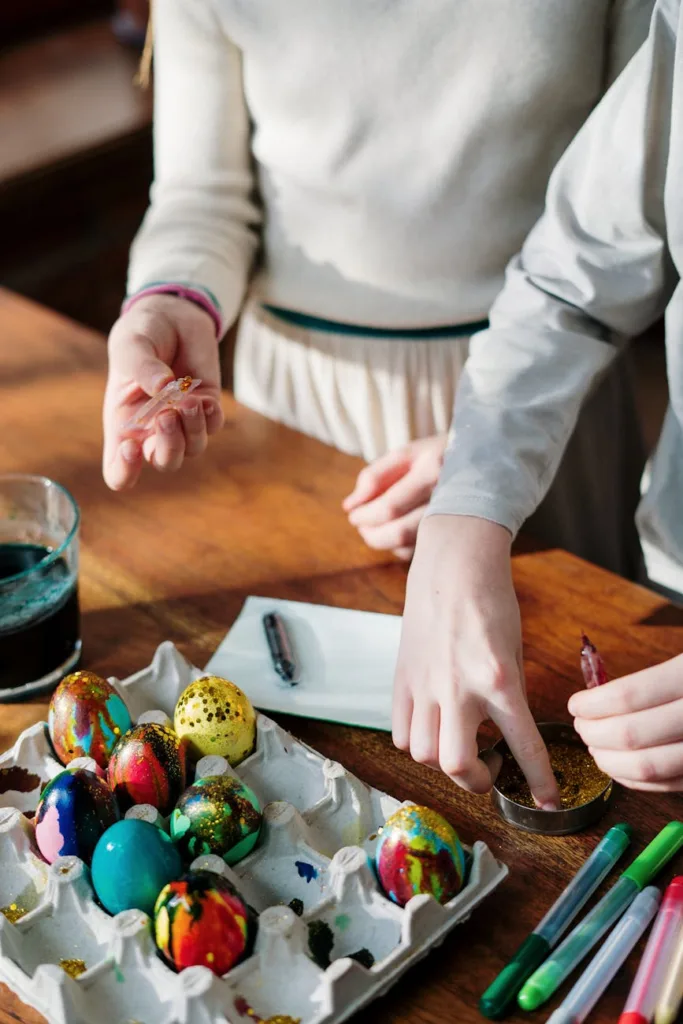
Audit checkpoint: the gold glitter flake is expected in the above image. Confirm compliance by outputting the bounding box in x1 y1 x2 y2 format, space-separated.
384 805 457 846
497 741 610 809
59 958 87 979
1 903 26 924
178 375 193 392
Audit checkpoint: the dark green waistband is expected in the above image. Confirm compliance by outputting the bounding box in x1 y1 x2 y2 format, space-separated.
262 304 488 340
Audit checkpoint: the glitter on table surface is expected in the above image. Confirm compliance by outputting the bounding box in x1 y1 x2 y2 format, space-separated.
1 904 26 924
496 742 610 809
59 958 87 978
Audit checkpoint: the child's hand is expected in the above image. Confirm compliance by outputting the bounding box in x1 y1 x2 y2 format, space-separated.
393 514 560 808
103 295 224 490
570 656 683 791
343 434 447 560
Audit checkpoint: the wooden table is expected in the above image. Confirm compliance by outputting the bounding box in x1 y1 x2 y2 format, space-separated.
1 288 683 1024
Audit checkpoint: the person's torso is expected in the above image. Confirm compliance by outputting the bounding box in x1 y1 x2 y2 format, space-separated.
215 0 618 326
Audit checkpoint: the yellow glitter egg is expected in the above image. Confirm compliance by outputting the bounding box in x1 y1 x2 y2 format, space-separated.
174 676 256 766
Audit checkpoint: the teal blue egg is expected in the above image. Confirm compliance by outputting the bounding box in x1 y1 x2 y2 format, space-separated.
92 819 182 916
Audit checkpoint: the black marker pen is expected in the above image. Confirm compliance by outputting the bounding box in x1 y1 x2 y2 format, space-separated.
262 612 299 685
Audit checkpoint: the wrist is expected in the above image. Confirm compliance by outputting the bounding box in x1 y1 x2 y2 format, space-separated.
122 283 224 338
417 514 513 557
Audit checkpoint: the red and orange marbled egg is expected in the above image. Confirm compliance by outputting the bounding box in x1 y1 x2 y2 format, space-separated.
154 869 255 975
108 723 187 817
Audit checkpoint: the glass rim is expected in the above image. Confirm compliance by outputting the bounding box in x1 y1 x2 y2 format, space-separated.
0 474 80 586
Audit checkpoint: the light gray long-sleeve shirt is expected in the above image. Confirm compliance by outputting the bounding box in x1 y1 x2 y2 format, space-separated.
430 0 683 580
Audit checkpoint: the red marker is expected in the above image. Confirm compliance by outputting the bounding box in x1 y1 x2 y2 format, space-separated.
581 634 608 688
618 877 683 1024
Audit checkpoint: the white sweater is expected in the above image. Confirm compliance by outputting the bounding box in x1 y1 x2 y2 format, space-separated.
128 0 653 333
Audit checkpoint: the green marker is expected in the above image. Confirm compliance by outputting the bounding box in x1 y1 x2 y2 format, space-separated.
519 822 683 1012
480 824 632 1019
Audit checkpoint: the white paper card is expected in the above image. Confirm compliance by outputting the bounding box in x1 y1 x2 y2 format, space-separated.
205 596 401 730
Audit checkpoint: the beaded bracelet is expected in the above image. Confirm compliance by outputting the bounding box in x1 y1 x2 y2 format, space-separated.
121 283 224 338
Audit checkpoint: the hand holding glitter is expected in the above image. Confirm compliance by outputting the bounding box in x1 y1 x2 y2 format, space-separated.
124 376 202 433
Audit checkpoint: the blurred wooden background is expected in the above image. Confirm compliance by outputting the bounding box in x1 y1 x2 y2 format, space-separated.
0 0 151 332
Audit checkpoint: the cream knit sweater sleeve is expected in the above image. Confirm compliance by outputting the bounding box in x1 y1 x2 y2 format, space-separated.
127 0 260 331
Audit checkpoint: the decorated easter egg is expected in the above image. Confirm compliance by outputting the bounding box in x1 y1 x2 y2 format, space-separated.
49 671 132 770
174 676 256 765
154 869 254 974
375 805 466 907
35 769 120 865
107 723 187 816
171 775 262 865
91 819 183 916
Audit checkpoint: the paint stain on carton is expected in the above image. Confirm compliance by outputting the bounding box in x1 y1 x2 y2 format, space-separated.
307 920 334 969
294 860 317 884
0 767 41 795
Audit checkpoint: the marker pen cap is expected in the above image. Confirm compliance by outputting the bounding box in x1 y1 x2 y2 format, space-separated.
623 823 683 891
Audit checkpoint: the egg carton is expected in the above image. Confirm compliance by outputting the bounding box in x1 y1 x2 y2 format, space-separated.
0 642 508 1024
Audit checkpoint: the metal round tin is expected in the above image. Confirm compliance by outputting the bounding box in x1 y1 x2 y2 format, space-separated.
490 722 613 836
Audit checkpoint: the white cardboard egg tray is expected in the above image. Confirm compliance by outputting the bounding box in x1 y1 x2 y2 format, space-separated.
0 642 508 1024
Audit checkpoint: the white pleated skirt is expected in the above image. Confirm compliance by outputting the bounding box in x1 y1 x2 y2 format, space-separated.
233 301 469 461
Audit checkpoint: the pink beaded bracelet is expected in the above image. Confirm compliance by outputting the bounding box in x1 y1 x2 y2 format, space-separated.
121 284 224 338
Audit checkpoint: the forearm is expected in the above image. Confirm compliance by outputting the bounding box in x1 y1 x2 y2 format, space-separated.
429 275 621 536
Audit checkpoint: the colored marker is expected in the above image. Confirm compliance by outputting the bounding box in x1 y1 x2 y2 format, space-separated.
581 633 608 687
618 877 683 1024
480 824 633 1019
655 925 683 1024
548 887 661 1024
518 822 683 1012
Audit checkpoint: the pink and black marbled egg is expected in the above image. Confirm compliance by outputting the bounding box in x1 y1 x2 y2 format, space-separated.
108 723 187 816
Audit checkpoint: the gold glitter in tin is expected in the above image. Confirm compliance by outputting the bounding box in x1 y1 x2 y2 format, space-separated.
264 1018 301 1024
1 903 26 924
174 676 256 765
496 741 610 809
59 958 87 979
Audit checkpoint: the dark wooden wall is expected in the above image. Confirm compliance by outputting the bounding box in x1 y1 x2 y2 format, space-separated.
1 1 115 45
0 17 152 334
